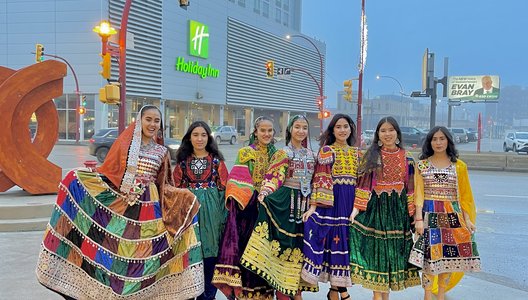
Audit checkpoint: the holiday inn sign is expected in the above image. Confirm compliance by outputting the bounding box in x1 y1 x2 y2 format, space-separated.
175 20 220 79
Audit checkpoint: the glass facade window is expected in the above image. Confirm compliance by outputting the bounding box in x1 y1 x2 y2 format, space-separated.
238 0 246 8
275 7 281 23
263 0 269 17
283 0 289 10
254 0 261 13
283 12 289 26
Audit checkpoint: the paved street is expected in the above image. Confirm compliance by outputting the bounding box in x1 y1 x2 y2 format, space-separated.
1 144 528 299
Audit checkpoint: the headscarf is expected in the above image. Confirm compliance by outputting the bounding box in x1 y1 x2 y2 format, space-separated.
248 116 277 160
97 105 164 194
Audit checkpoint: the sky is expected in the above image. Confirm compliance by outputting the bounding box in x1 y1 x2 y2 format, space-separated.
301 0 528 107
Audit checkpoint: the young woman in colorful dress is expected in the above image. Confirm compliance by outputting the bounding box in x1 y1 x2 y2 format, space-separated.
301 113 359 300
36 105 203 299
408 126 481 300
349 116 421 300
212 116 276 300
240 115 317 300
173 121 229 300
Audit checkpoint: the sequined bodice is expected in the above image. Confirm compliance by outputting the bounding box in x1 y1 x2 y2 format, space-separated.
330 145 359 185
283 146 316 195
252 144 271 190
135 142 167 184
373 147 406 194
421 161 458 202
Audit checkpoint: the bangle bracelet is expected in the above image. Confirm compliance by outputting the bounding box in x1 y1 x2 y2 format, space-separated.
415 219 423 221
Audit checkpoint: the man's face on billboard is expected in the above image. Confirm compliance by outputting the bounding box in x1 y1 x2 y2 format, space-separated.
482 77 493 90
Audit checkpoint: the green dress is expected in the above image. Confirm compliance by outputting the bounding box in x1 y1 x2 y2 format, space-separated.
349 148 421 292
173 154 228 258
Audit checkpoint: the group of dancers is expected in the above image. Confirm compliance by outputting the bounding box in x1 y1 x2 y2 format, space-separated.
36 105 481 300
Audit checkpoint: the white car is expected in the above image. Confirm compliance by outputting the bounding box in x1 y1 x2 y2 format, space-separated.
504 132 528 153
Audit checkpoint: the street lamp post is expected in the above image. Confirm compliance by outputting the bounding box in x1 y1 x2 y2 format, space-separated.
94 1 132 134
286 34 324 133
376 75 405 125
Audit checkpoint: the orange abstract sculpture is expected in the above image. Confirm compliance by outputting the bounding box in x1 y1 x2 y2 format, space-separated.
0 60 66 194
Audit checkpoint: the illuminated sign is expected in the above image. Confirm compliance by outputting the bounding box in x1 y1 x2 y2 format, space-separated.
175 57 219 79
189 20 209 58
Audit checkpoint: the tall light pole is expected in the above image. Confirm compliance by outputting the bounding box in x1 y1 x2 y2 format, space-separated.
286 34 325 133
376 75 405 125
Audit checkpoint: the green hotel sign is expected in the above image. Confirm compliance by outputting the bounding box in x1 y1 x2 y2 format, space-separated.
174 20 220 79
175 56 220 79
189 20 209 58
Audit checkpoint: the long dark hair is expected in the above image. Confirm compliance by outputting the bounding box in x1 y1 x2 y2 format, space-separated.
419 126 458 162
285 114 310 148
175 121 224 163
318 113 356 147
360 116 403 175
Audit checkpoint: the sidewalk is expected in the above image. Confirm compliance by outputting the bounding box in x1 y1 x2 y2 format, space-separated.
1 231 527 300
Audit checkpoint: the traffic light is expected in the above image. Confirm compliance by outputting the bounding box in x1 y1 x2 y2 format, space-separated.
266 60 274 78
35 44 44 63
78 106 86 115
100 53 111 79
81 95 87 107
99 84 120 104
318 110 331 119
316 96 323 109
343 79 352 101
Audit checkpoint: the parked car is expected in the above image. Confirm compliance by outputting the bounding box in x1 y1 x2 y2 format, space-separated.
448 128 469 143
89 128 181 163
363 130 374 145
211 125 238 144
400 126 427 147
503 132 528 153
466 128 478 142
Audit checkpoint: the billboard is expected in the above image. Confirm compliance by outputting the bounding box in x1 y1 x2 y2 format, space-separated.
448 75 500 102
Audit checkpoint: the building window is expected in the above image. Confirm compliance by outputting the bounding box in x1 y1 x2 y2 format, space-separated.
229 0 235 2
283 0 289 11
275 7 281 23
275 0 281 7
238 0 246 7
283 12 289 26
254 0 260 13
263 0 269 17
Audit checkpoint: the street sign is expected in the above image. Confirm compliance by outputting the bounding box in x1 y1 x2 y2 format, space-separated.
277 67 291 80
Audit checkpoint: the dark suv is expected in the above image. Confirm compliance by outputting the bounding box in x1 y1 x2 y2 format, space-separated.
211 125 238 144
400 126 427 147
89 128 118 162
88 128 181 163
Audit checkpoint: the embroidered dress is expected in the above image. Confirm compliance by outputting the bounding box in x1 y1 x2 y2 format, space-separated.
301 145 359 287
174 154 229 300
36 115 203 300
174 154 229 258
241 146 318 296
408 160 481 278
212 144 275 300
349 148 420 292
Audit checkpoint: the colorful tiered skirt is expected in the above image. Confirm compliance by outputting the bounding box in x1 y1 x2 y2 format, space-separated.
241 187 318 296
349 190 421 292
301 184 354 287
408 198 481 274
212 193 274 299
36 170 204 299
